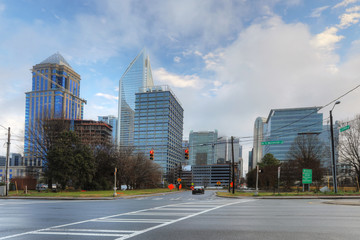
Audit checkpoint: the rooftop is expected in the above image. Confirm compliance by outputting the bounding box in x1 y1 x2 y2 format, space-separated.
40 52 72 68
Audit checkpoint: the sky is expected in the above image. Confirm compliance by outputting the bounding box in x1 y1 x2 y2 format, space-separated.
1 0 360 173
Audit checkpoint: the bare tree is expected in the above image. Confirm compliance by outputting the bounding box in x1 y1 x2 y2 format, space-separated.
338 116 360 190
286 134 326 190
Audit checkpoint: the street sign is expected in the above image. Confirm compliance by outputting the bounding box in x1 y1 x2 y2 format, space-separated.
177 178 181 182
217 181 221 185
261 141 284 145
302 169 312 184
340 125 350 132
168 184 175 190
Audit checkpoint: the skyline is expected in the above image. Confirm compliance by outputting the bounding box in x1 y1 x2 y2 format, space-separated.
1 0 360 165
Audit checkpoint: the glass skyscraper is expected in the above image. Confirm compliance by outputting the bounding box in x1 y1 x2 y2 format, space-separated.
117 49 154 146
252 117 267 169
189 130 218 165
263 107 323 161
134 85 183 174
24 53 86 167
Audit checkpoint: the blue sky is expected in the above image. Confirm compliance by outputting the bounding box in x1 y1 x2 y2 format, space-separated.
1 0 360 169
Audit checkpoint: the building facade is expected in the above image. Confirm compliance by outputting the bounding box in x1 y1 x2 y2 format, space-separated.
73 120 112 147
263 107 323 161
24 53 86 167
117 49 154 147
98 115 118 144
252 117 266 169
189 130 218 165
134 85 184 174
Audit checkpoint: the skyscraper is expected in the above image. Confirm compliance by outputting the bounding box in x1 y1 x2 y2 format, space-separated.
117 49 154 146
252 117 266 169
189 130 218 165
134 85 183 174
98 115 118 144
24 53 86 167
263 107 323 161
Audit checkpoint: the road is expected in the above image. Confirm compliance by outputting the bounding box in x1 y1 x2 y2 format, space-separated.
0 190 360 239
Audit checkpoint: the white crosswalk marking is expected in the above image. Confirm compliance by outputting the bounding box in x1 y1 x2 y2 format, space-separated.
0 199 255 240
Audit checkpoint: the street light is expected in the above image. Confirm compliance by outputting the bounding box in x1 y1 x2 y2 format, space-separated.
330 101 340 193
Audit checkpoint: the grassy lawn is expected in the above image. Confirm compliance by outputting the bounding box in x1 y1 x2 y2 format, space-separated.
8 188 179 198
217 191 360 197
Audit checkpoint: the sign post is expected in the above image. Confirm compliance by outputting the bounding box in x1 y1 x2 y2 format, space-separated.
302 169 312 192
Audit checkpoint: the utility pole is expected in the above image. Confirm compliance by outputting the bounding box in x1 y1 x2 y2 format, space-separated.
5 127 10 196
231 136 235 194
113 167 117 197
255 165 259 196
330 101 340 194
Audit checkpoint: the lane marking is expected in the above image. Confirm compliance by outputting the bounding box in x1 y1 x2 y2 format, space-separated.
116 199 254 240
0 199 253 240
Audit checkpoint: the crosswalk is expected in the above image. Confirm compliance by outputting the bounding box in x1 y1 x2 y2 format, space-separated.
0 199 254 240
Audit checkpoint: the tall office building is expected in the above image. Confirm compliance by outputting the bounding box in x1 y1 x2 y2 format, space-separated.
252 117 267 169
24 52 86 167
263 107 323 161
134 85 183 174
215 136 241 164
189 130 218 165
98 115 118 144
117 49 154 147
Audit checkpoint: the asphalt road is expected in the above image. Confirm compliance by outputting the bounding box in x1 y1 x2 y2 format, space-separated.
0 190 360 240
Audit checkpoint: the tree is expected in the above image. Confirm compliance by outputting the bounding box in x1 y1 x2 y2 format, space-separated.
285 134 326 190
246 153 280 190
47 131 96 190
338 116 360 190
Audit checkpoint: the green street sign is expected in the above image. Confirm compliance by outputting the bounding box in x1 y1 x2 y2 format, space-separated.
302 169 312 184
340 125 350 132
261 141 284 145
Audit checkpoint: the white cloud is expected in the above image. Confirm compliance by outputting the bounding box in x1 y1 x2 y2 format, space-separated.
346 5 360 12
95 93 118 101
338 12 360 28
153 68 203 88
310 6 330 18
333 0 359 9
174 56 181 63
311 27 344 52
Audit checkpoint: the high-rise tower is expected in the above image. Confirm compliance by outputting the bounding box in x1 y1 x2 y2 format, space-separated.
134 85 183 174
24 53 86 167
117 49 154 146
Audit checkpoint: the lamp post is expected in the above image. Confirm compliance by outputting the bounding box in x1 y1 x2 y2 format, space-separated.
330 101 340 194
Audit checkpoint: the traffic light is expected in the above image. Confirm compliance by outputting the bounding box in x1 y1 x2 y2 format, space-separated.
185 148 189 159
150 149 154 160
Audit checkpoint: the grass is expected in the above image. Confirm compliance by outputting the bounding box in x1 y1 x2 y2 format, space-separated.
216 190 360 197
8 188 177 198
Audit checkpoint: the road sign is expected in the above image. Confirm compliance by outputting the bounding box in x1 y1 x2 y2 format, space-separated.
340 125 350 132
177 178 181 182
168 184 175 190
261 141 284 145
302 169 312 184
217 181 221 185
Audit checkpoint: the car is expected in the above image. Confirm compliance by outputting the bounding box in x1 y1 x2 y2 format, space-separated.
36 184 48 191
192 186 205 194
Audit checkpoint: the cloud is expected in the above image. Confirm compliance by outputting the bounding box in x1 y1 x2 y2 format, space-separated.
338 12 360 28
153 68 203 88
310 6 330 18
174 56 181 63
0 3 5 13
333 0 359 9
95 93 118 101
346 5 360 12
311 27 344 52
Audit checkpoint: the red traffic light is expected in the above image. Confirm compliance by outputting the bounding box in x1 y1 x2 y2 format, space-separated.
185 149 189 154
150 150 154 154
